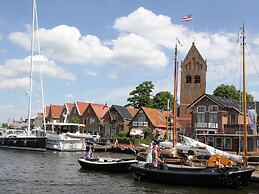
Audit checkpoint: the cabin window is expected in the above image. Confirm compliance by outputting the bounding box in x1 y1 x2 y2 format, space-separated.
194 75 200 84
230 114 237 124
198 136 205 143
215 137 223 147
73 108 76 114
197 113 205 123
224 137 232 149
207 137 214 147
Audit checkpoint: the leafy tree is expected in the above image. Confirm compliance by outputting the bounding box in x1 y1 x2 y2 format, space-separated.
70 116 80 123
213 84 254 102
127 81 154 108
1 123 9 128
152 91 174 110
143 127 152 139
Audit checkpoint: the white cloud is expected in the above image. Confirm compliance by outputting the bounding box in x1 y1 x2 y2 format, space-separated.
0 55 76 81
0 77 29 89
64 94 76 99
86 70 98 76
108 74 118 80
9 24 168 69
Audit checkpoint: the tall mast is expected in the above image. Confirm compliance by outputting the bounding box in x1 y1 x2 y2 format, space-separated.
34 0 46 132
241 24 248 157
173 42 178 146
27 0 35 132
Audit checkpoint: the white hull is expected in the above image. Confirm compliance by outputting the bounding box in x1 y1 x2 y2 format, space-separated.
46 133 86 151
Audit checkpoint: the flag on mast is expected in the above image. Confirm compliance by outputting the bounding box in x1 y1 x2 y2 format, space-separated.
182 15 192 22
248 109 257 134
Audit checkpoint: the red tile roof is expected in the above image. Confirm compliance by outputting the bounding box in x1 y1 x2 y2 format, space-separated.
65 102 74 113
127 108 138 117
90 103 109 120
76 101 89 116
142 107 167 128
50 105 63 119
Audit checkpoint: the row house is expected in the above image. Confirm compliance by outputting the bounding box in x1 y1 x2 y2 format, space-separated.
59 102 74 123
187 94 259 153
82 103 109 135
46 105 63 124
102 105 137 137
128 107 171 139
69 101 89 123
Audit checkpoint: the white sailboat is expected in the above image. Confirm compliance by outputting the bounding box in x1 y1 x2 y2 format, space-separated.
0 0 46 151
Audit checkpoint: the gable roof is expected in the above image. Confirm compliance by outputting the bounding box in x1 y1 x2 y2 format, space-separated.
50 105 63 119
65 102 74 113
75 101 89 116
112 105 133 120
90 103 109 120
182 42 206 65
135 107 167 128
127 107 138 117
187 94 242 112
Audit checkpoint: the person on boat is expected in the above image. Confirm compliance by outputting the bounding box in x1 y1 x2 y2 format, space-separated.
151 140 163 168
146 141 153 163
85 142 93 160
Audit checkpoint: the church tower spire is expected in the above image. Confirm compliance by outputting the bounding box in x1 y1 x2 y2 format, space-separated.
179 42 207 128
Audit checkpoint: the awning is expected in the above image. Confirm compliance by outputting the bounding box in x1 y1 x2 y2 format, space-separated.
130 128 144 136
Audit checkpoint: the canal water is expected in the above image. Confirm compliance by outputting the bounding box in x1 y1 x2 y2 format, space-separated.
0 149 258 194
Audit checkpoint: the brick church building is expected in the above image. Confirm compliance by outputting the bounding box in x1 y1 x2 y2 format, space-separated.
178 42 207 135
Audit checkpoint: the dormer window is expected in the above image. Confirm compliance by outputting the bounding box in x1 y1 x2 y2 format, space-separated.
186 75 192 83
194 75 200 84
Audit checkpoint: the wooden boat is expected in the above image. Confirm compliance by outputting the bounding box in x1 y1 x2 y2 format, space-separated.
131 163 254 189
78 157 138 172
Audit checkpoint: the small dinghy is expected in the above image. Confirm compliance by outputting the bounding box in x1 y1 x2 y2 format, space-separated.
78 157 138 172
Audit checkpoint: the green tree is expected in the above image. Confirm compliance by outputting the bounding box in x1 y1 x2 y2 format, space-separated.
1 123 8 128
127 81 154 108
152 91 174 110
213 84 254 102
70 116 80 123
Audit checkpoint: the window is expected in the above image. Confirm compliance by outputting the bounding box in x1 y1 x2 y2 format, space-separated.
207 137 214 147
215 137 223 147
209 105 218 112
186 75 192 83
198 136 205 143
230 114 237 124
90 117 95 124
197 106 206 112
209 113 218 123
224 137 232 149
138 113 145 122
194 75 200 83
197 113 205 123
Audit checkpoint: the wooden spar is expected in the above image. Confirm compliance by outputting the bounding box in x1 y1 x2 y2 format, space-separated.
173 42 178 146
242 24 248 157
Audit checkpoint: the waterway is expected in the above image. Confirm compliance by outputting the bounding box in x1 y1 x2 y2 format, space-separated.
0 149 258 194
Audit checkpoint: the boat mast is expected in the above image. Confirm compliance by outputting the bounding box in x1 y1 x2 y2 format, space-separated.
27 0 35 132
241 24 248 157
173 41 178 146
34 0 46 132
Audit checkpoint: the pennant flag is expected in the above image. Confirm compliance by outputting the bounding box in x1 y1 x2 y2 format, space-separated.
182 15 192 22
248 109 257 134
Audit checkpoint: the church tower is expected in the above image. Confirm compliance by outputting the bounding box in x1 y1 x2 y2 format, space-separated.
179 42 207 130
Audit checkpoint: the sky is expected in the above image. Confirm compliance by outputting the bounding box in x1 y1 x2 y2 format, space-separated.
1 0 259 123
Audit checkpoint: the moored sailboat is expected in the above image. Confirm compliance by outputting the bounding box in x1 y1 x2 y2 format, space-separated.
0 0 46 151
131 31 255 188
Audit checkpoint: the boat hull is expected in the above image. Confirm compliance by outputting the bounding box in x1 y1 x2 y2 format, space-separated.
78 158 138 172
0 136 46 151
131 163 254 189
